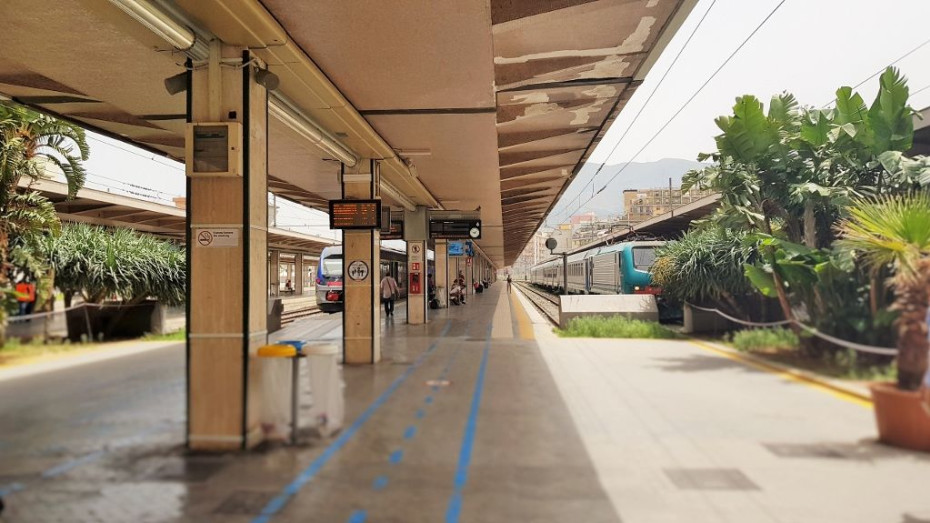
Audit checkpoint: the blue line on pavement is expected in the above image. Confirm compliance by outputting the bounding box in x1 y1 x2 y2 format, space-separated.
0 482 24 497
252 320 452 523
42 450 105 478
445 324 492 523
347 509 367 523
372 475 389 491
359 321 472 520
425 396 433 404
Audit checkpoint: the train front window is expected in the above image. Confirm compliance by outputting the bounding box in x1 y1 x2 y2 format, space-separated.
322 256 343 277
632 247 657 270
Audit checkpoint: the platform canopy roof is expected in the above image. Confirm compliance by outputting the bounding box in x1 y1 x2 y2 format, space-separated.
912 106 930 156
23 177 336 256
0 0 696 266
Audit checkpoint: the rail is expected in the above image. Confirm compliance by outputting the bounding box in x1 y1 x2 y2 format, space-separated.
686 303 898 356
513 282 559 326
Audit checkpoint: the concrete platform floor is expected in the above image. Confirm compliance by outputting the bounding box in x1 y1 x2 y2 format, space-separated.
1 283 929 522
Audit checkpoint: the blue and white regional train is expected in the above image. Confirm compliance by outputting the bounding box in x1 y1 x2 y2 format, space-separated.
315 244 434 313
529 240 663 295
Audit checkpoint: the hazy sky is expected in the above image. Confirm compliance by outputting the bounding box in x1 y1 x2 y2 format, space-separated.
80 0 930 234
547 0 930 223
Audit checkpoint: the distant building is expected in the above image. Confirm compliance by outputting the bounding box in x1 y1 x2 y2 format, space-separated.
512 229 553 279
570 212 596 226
622 186 714 223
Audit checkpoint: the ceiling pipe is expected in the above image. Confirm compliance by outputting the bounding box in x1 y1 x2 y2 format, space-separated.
268 95 358 167
107 0 210 58
108 0 359 169
379 178 417 212
105 0 442 214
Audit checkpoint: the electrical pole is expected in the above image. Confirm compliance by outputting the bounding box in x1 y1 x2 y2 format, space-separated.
562 252 568 295
669 177 673 217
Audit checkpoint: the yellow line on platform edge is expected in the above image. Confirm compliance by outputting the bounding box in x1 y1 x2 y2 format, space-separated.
509 290 535 340
689 339 873 409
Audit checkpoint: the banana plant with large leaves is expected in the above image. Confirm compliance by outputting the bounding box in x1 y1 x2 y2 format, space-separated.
686 67 930 336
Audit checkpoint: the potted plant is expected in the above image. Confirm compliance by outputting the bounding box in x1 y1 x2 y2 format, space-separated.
838 192 930 451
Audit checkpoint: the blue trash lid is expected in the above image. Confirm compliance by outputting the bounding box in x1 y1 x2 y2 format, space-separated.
278 340 306 352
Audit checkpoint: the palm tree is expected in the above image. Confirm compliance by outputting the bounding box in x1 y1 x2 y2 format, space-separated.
837 192 930 390
0 101 88 343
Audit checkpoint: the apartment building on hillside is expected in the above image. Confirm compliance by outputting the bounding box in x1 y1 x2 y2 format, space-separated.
622 186 715 224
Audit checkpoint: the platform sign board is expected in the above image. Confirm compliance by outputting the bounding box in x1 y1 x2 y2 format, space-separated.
329 199 382 230
448 241 465 256
429 219 481 239
381 219 405 240
194 228 239 248
380 206 392 234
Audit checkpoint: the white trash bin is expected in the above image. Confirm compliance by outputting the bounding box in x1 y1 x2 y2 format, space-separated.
259 356 292 441
304 343 343 436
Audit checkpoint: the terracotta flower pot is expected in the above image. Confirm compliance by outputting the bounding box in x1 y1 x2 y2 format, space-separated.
870 382 930 452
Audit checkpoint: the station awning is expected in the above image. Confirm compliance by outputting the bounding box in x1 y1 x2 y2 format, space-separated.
0 0 697 266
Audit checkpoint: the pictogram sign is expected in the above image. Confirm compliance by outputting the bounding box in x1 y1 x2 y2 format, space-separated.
347 260 370 281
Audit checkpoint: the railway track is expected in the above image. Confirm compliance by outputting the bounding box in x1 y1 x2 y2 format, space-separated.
513 281 560 326
281 306 322 325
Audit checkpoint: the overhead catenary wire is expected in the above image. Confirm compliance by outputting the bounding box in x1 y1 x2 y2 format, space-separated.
550 0 787 225
85 132 185 172
910 82 930 99
561 17 930 224
558 0 720 215
821 36 930 108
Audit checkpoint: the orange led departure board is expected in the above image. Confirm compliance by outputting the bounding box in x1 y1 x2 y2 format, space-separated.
329 199 382 229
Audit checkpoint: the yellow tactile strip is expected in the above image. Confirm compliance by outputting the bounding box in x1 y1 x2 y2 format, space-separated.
689 340 873 409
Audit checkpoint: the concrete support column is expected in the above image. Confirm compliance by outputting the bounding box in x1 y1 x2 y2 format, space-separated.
434 239 448 308
295 253 304 296
342 161 380 364
268 250 279 296
404 206 428 324
406 240 427 323
187 45 268 450
466 250 474 295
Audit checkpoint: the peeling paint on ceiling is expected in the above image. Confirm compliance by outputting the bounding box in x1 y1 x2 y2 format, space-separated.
490 0 686 263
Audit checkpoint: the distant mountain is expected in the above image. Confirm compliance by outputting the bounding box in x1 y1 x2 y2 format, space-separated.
553 158 708 220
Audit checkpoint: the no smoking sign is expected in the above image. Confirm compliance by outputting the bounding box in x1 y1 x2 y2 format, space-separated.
194 228 239 248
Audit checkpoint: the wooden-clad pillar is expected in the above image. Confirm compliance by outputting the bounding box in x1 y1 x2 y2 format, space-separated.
404 206 428 324
268 250 280 296
295 253 304 295
466 244 475 295
434 239 448 308
187 43 268 450
342 161 381 364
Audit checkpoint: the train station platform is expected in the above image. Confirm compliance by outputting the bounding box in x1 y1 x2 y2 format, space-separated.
2 284 930 522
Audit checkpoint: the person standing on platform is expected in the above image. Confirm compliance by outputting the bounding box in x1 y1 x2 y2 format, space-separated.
15 279 36 316
380 272 399 316
506 274 512 294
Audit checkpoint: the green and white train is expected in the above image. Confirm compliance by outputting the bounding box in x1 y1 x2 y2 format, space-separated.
529 240 663 296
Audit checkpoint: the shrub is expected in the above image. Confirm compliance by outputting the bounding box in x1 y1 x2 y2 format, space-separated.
730 327 798 352
41 224 185 306
557 316 678 339
652 228 758 315
142 328 185 341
